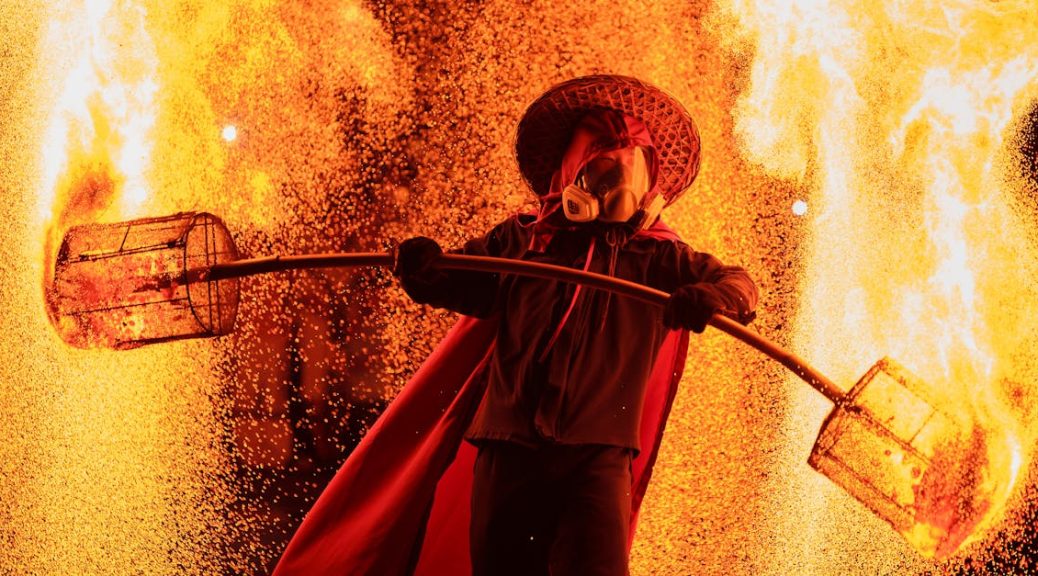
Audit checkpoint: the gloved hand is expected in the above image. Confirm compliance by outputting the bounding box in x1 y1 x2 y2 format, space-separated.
662 283 725 333
392 236 447 304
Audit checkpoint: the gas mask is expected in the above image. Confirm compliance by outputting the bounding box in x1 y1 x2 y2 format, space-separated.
561 145 665 228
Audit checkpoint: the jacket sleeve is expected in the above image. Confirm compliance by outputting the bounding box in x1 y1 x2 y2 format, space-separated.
412 219 512 319
656 242 759 325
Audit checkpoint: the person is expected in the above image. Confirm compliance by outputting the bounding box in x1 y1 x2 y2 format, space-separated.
272 74 757 576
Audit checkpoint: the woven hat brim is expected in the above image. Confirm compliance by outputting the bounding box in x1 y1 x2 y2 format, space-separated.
515 75 700 205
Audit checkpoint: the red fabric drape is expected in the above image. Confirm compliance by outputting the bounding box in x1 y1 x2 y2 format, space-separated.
274 311 689 575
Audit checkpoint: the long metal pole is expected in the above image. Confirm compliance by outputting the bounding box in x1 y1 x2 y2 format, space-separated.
207 252 846 404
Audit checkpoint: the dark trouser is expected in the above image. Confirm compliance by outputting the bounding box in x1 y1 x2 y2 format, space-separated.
469 441 633 576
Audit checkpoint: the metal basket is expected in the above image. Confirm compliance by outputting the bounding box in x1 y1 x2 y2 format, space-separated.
49 212 240 349
808 357 983 557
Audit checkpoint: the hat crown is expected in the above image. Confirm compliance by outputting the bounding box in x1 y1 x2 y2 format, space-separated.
515 74 700 206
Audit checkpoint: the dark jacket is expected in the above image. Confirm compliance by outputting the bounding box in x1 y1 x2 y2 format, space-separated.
421 214 757 452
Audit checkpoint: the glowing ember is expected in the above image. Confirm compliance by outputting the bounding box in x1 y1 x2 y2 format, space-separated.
910 425 992 559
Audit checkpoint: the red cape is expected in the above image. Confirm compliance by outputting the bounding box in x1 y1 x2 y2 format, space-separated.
272 313 689 575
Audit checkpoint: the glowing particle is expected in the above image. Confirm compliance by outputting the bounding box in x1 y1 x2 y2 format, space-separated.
222 125 238 142
792 199 808 216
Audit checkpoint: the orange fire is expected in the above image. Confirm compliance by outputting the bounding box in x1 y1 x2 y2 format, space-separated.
39 0 158 277
24 1 410 572
24 2 241 573
911 426 992 558
716 0 1038 562
20 0 1038 572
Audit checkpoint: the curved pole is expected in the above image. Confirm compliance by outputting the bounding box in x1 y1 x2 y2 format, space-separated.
206 252 846 404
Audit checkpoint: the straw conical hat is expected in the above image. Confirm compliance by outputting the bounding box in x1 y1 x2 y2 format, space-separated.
515 74 701 205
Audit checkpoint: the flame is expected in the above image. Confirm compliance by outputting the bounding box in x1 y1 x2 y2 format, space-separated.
22 2 233 572
717 0 1038 562
39 0 160 344
40 0 158 275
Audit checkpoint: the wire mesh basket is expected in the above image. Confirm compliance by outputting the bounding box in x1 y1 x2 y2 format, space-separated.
49 212 240 349
808 357 986 558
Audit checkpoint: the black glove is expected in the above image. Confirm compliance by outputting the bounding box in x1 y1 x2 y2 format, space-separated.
662 283 725 333
392 236 447 304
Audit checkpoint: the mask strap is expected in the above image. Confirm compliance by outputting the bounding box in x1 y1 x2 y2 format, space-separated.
637 192 666 230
